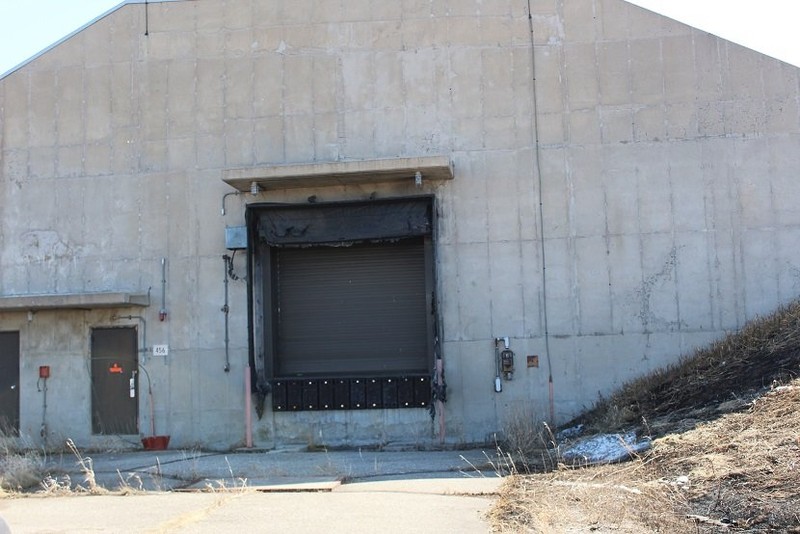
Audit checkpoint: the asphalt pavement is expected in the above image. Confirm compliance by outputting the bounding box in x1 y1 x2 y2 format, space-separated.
0 447 508 533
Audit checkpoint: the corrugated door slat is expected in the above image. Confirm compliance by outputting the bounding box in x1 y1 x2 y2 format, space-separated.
275 238 428 376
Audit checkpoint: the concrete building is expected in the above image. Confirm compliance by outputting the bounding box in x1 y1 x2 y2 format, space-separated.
1 0 799 450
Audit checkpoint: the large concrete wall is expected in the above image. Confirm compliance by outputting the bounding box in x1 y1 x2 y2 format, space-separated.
534 1 800 421
1 0 799 449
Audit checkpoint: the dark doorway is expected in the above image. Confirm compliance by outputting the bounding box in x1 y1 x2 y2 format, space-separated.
272 238 431 376
91 328 138 435
248 195 438 391
0 332 20 435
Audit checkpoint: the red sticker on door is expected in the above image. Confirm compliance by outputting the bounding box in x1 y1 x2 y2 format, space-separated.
109 363 123 374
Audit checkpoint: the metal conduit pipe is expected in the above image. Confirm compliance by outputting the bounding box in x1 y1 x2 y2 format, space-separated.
527 0 556 425
137 363 156 437
38 375 48 446
222 255 231 372
89 356 157 437
221 191 241 216
113 314 148 364
159 258 167 321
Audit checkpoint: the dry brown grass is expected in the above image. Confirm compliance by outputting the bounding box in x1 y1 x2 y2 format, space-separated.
490 300 800 532
488 468 688 532
0 450 48 492
575 301 800 435
501 404 554 461
647 383 800 531
1 439 109 495
490 381 800 532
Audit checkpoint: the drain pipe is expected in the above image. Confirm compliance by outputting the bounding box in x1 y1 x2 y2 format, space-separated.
222 255 231 372
244 366 253 447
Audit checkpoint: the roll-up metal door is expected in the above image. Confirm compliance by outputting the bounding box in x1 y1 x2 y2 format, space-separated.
274 237 429 377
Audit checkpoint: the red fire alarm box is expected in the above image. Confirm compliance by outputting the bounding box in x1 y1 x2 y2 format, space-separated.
39 365 50 379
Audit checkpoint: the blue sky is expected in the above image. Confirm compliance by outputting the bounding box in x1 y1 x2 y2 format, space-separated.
0 0 121 76
0 1 799 77
627 0 800 68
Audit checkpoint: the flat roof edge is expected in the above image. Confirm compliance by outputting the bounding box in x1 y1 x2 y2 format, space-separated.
223 156 454 192
0 291 151 312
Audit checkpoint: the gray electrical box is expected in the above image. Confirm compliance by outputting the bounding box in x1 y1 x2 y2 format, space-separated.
225 226 247 250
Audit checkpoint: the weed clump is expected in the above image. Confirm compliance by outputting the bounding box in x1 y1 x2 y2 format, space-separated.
0 450 47 492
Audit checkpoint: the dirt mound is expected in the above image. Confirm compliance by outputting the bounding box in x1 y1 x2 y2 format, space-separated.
490 380 800 532
574 300 800 436
490 301 800 532
651 382 800 530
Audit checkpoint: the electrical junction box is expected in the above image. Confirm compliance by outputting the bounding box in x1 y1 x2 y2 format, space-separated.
225 226 247 250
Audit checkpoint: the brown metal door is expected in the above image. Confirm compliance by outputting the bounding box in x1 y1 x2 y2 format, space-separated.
91 328 138 435
0 332 20 435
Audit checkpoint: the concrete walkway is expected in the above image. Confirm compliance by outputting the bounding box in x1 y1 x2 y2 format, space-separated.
0 448 508 533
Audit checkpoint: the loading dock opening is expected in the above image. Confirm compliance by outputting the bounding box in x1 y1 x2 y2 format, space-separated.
247 196 439 412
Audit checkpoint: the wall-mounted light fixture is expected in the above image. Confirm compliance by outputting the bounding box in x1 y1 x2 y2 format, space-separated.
250 181 260 195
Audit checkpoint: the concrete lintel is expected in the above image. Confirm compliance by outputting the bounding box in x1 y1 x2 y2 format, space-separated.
0 292 150 312
222 156 454 192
